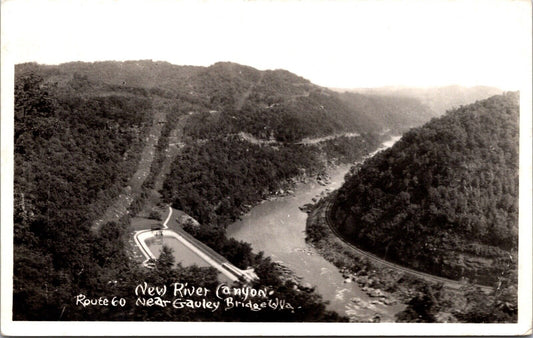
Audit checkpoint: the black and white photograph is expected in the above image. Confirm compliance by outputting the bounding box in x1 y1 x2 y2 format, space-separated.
1 0 532 335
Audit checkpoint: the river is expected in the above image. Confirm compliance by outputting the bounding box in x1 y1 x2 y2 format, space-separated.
226 135 402 322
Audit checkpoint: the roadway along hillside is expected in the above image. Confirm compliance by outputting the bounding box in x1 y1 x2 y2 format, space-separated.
321 197 494 293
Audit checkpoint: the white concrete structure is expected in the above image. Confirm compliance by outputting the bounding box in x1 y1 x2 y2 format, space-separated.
133 206 258 283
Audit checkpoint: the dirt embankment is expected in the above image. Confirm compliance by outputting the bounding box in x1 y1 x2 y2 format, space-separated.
92 96 191 232
92 110 166 232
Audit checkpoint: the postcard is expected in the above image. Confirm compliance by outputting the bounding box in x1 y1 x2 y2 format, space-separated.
1 0 531 335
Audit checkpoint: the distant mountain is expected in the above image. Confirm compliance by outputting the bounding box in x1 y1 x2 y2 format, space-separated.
39 60 204 91
331 92 519 287
21 60 434 137
340 85 503 116
337 92 435 133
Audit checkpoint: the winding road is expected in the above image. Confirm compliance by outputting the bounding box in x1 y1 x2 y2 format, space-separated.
322 198 494 293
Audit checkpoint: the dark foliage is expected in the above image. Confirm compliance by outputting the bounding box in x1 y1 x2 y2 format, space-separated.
332 93 519 287
13 68 152 320
13 60 445 322
12 62 359 322
162 136 324 226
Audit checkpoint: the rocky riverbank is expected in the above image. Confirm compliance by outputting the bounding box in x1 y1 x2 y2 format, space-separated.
305 194 479 323
304 197 405 318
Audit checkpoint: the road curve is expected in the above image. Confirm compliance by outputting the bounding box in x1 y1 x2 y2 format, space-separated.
134 206 257 282
322 198 493 293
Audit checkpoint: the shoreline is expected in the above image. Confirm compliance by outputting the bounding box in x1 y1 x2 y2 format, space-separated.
234 132 394 218
304 188 498 323
305 195 407 320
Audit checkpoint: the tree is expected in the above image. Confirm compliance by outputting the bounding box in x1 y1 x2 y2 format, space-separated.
148 211 162 221
15 72 55 141
396 285 438 322
156 245 175 271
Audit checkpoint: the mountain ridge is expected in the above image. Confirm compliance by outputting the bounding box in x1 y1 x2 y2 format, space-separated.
330 92 519 287
337 85 503 116
18 60 436 137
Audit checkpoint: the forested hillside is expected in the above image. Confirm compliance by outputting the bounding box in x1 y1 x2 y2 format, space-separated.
331 92 519 287
13 61 352 321
37 60 434 137
13 60 438 321
13 64 153 319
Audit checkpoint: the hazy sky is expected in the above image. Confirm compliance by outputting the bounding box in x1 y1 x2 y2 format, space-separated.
2 0 531 90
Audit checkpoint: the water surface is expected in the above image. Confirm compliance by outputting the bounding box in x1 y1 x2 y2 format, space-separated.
146 236 211 268
227 136 402 321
